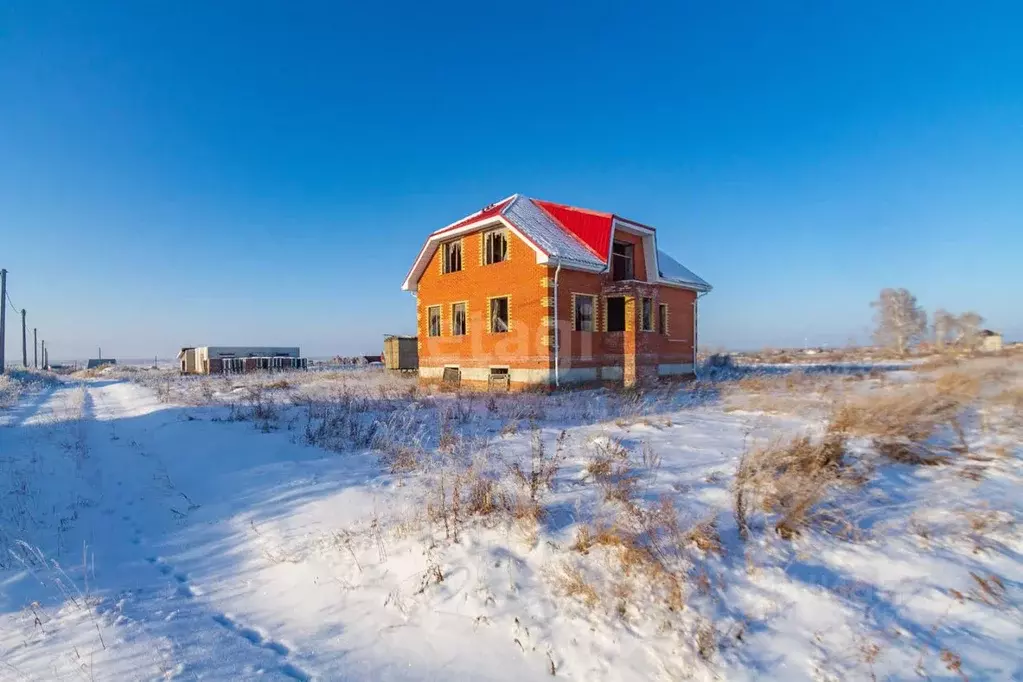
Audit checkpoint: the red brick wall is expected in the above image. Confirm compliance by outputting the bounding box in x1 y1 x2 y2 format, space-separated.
554 269 696 370
651 285 697 364
416 227 552 371
557 268 605 367
414 224 700 383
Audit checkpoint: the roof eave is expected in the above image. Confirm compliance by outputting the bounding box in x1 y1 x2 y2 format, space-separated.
402 212 553 292
658 277 712 293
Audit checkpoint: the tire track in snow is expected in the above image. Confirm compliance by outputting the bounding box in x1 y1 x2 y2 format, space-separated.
86 381 315 680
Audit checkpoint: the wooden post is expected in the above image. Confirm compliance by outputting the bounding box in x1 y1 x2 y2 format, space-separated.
21 309 27 367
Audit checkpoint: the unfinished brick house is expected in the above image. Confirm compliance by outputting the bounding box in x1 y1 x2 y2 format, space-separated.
401 194 712 390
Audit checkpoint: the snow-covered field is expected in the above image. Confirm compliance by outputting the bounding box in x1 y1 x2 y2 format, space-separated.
1 360 1020 681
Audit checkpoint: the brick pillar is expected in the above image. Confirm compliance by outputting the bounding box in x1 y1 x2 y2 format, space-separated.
637 293 659 387
622 296 637 388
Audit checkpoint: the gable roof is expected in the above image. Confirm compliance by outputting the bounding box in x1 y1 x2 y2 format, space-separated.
402 194 711 293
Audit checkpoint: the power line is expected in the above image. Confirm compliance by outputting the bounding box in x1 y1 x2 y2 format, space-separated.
1 270 54 373
1 273 42 372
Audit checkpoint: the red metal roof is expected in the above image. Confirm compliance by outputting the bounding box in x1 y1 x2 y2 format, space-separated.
532 200 613 260
433 197 513 236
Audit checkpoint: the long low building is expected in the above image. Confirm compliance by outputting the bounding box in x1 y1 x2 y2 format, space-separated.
178 346 307 374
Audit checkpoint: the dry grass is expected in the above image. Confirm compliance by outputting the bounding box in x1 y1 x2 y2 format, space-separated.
992 386 1023 428
550 562 600 608
686 517 724 555
559 438 725 631
831 382 971 466
508 428 567 521
568 492 709 617
586 438 641 505
734 427 852 540
731 358 1022 543
419 427 569 544
722 371 848 416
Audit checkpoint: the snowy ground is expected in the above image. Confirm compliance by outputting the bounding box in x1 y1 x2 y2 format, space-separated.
0 361 1020 681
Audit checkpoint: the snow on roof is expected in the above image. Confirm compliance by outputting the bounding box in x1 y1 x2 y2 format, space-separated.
656 250 712 292
402 195 712 292
503 196 606 271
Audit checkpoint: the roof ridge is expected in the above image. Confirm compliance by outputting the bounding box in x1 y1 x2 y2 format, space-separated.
534 198 613 219
431 194 517 235
498 193 521 217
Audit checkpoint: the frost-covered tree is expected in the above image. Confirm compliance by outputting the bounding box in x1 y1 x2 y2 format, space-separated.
933 308 956 350
955 311 984 349
871 288 928 356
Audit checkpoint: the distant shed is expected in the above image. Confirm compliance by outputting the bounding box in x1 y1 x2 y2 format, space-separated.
86 358 116 370
383 335 418 372
177 346 306 374
979 330 1003 353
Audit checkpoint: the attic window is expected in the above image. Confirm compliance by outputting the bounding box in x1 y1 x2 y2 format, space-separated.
484 230 508 265
442 240 462 273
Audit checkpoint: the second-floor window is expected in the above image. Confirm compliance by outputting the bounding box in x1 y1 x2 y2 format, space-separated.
574 294 595 331
428 305 442 337
452 302 466 336
641 297 654 331
442 240 462 273
490 296 509 333
484 230 508 264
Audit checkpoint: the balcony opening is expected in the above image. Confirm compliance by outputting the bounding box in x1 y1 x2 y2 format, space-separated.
611 241 634 281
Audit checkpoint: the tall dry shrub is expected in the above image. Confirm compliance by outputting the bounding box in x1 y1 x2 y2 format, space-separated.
734 428 850 540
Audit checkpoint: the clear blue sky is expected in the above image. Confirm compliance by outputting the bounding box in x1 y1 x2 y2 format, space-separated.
2 1 1021 361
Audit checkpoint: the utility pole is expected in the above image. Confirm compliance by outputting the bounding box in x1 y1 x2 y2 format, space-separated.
40 340 45 370
33 328 37 368
21 309 27 367
0 268 7 374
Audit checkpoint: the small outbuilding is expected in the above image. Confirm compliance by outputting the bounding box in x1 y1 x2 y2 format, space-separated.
979 330 1003 353
177 346 307 375
383 335 418 372
86 358 116 370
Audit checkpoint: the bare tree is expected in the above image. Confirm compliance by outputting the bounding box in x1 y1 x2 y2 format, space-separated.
871 288 927 356
955 311 984 349
933 308 956 351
